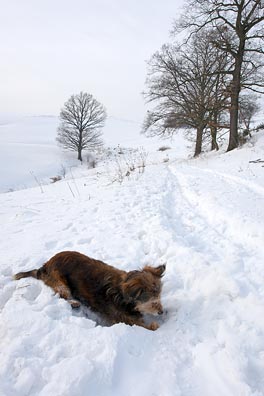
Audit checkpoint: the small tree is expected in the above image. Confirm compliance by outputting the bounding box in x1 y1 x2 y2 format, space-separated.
57 92 106 161
239 94 260 136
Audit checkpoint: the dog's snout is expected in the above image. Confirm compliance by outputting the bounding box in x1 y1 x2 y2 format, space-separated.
152 301 163 315
135 299 164 316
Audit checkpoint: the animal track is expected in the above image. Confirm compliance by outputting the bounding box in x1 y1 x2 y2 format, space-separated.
0 283 16 309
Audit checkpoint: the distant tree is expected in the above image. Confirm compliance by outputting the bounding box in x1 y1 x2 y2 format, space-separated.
174 0 264 152
238 94 260 136
57 92 106 162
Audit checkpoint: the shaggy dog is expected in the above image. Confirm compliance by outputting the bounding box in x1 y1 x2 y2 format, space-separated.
14 251 165 331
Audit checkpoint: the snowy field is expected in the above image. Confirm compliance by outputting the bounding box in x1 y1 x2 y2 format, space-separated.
1 117 264 396
0 115 166 193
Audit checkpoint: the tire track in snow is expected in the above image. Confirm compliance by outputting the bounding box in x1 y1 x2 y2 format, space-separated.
172 165 264 251
169 164 264 294
191 166 264 196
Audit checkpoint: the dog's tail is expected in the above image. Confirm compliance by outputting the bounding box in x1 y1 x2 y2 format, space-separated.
13 269 39 281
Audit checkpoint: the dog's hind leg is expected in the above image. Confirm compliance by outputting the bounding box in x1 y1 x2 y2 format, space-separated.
51 281 81 309
14 266 80 308
68 300 81 309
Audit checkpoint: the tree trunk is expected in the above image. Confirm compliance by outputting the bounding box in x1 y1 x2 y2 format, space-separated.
194 125 204 157
78 131 83 162
78 147 82 162
227 84 240 151
227 42 244 152
210 112 219 151
210 126 219 151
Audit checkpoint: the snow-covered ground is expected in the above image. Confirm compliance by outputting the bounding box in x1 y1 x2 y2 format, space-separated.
1 118 264 395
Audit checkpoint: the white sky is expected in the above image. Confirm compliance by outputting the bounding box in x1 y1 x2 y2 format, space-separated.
0 0 185 122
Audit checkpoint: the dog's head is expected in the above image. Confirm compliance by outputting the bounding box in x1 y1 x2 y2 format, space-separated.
122 264 166 315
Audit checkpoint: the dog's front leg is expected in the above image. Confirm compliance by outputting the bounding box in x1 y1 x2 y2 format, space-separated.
145 321 159 331
119 315 159 331
135 320 159 331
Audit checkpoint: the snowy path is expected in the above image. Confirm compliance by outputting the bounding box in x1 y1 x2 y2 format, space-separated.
1 161 264 396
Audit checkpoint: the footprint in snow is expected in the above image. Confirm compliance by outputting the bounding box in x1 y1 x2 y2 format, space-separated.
77 238 93 245
138 230 146 240
1 265 12 276
12 228 24 234
43 301 69 320
18 257 31 268
92 206 99 213
62 241 74 249
45 240 58 250
0 283 16 309
16 281 42 302
62 222 73 231
70 227 78 233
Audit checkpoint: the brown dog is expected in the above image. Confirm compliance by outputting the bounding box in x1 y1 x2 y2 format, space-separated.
14 251 165 330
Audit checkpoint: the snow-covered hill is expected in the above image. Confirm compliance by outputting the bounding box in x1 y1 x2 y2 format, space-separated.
1 123 264 395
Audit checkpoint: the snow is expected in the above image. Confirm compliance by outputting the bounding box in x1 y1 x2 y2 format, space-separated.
1 117 264 396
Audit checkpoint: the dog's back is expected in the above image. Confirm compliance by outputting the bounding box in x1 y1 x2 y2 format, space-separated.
15 251 126 311
45 251 127 311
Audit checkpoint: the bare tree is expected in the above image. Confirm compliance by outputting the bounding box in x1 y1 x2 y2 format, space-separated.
239 94 260 136
143 31 230 156
57 92 106 161
174 0 264 152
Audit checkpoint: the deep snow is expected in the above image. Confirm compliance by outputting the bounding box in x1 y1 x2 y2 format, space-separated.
1 120 264 396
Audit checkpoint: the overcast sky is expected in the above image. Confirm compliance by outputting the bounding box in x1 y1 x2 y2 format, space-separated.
0 0 185 122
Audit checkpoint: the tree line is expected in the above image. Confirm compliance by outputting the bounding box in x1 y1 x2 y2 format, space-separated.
143 0 264 156
57 0 263 161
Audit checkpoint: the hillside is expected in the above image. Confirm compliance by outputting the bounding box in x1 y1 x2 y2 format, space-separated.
1 123 264 395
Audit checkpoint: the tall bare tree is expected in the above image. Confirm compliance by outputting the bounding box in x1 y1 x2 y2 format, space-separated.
174 0 264 152
143 31 230 156
57 92 106 161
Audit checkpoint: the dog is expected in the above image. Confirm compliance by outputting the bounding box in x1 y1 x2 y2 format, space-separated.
14 251 165 331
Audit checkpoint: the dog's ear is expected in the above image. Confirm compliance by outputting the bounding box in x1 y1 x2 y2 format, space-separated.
143 264 166 277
